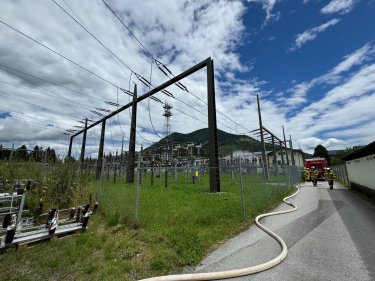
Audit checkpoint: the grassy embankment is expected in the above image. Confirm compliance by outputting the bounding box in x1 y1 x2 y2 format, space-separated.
0 161 293 280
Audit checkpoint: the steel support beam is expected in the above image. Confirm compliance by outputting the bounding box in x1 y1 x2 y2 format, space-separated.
282 126 290 166
96 120 106 180
68 136 73 158
207 59 220 192
80 118 88 167
279 140 285 166
257 95 269 179
126 84 137 183
289 135 296 166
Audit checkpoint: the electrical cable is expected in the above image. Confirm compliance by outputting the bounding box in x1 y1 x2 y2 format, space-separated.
4 117 66 134
0 20 120 89
172 107 207 125
106 108 118 151
0 105 73 127
52 0 135 75
139 186 300 281
0 79 94 117
101 0 156 61
0 91 80 121
60 0 132 79
116 87 130 140
0 69 89 120
0 63 107 103
147 60 164 139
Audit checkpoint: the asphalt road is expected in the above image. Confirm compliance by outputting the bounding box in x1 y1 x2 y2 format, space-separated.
186 180 375 280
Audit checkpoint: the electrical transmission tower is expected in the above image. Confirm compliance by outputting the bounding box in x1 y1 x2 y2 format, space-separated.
163 103 172 188
163 103 172 160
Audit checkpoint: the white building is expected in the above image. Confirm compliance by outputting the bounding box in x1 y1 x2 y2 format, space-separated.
342 141 375 200
268 148 305 167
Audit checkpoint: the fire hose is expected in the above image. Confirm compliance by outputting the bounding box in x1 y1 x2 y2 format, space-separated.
139 186 300 281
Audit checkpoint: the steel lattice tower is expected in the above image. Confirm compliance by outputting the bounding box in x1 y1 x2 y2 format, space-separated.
163 103 172 138
163 103 173 162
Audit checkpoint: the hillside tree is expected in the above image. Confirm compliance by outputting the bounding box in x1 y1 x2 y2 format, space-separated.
313 144 330 165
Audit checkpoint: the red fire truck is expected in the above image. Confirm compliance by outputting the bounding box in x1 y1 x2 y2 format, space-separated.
305 158 329 177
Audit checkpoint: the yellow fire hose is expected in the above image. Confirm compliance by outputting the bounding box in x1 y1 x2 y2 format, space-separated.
139 187 300 281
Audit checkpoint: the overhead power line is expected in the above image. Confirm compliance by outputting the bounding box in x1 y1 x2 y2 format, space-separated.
0 20 120 89
0 91 80 121
0 105 72 128
5 117 67 134
101 0 156 61
0 79 94 114
52 0 135 75
0 63 107 102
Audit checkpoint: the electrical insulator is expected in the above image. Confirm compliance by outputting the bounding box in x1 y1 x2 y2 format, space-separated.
69 207 76 220
76 207 82 221
26 180 31 190
5 214 17 244
93 202 99 213
82 204 90 217
14 180 20 190
82 215 90 228
2 214 11 229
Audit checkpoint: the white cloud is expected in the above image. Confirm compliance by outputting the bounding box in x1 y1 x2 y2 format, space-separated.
331 43 375 74
284 42 375 108
290 18 340 51
321 0 360 15
247 0 281 26
298 137 346 151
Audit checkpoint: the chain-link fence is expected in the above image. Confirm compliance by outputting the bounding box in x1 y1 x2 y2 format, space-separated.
331 164 350 185
98 160 302 227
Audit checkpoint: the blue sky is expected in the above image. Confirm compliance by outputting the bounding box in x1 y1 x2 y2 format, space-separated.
0 0 375 158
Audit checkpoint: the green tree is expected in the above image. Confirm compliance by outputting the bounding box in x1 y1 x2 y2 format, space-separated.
0 144 11 160
313 144 331 165
46 147 57 163
32 145 41 162
330 150 346 166
15 144 28 160
330 145 362 166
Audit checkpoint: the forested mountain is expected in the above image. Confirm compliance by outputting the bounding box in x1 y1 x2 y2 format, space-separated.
146 128 275 157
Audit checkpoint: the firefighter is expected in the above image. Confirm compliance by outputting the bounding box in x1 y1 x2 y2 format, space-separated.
325 167 336 189
303 167 310 182
310 166 319 187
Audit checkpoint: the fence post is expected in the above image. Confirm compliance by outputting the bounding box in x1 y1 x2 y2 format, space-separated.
135 146 142 222
113 164 117 183
96 157 106 203
239 159 246 220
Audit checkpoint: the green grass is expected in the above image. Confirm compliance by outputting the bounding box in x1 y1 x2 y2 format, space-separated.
0 162 294 280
